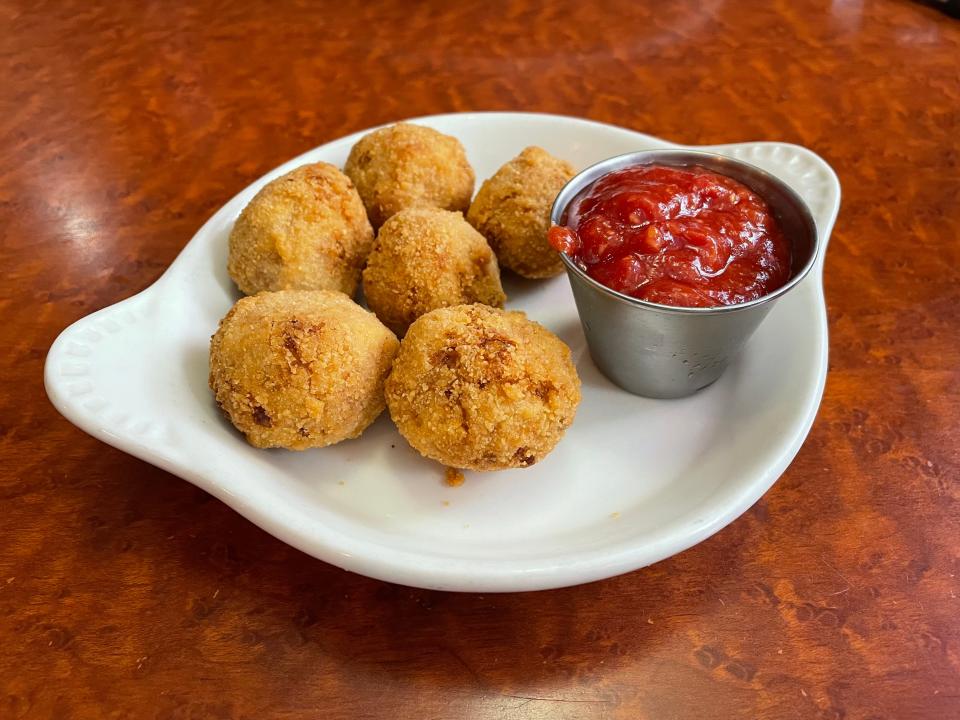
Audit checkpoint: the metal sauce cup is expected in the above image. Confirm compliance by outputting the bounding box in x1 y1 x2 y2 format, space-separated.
551 150 819 399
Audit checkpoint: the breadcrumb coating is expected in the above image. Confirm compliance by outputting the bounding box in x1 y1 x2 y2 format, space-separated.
385 304 581 471
227 163 373 296
362 208 506 336
209 290 398 450
344 123 475 229
467 146 576 279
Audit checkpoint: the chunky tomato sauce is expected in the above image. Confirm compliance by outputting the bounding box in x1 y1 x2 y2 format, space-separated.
549 164 791 307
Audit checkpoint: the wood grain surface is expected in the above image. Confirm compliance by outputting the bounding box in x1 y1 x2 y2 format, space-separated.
2 1 959 718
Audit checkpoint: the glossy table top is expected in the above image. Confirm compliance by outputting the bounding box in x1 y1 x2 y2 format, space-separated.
2 1 959 718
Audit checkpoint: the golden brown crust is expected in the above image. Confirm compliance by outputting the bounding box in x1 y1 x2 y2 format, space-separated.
344 123 475 229
362 208 506 336
467 146 576 279
209 290 399 450
385 304 581 471
227 163 373 297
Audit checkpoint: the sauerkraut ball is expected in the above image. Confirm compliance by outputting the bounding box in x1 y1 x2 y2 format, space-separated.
227 163 373 296
344 123 474 229
209 290 398 450
385 304 581 471
467 146 576 279
362 208 505 336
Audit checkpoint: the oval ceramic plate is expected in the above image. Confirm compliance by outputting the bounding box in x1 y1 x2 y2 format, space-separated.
45 112 840 592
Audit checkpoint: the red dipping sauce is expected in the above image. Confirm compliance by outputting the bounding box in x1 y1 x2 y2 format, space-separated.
549 164 791 308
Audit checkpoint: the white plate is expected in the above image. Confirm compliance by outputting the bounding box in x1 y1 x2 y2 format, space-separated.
45 112 840 592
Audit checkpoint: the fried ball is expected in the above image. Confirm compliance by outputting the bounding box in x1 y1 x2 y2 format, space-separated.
344 123 475 229
362 208 506 336
385 304 581 471
467 146 576 279
209 290 398 450
227 162 373 296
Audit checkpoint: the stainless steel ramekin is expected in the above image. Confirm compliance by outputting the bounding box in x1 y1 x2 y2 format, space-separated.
551 149 819 399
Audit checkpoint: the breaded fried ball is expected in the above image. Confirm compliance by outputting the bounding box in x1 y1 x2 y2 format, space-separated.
209 290 398 450
362 208 506 336
344 123 475 229
227 163 373 296
385 304 581 471
467 146 576 279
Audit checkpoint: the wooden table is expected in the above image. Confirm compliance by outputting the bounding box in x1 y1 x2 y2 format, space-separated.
3 1 958 717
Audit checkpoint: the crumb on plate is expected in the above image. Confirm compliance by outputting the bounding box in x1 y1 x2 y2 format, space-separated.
445 467 465 487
